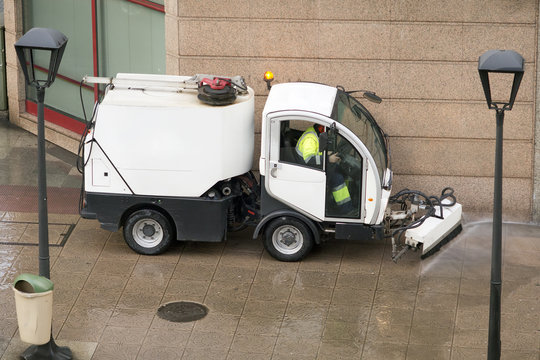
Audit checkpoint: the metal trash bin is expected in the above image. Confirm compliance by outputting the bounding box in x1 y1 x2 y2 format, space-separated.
13 273 54 345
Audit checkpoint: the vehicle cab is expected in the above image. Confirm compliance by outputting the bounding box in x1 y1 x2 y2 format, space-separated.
255 82 392 261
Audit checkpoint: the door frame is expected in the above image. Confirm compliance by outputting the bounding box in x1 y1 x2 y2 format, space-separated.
264 111 381 224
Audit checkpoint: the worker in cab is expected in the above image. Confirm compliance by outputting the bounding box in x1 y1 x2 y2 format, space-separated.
295 124 354 215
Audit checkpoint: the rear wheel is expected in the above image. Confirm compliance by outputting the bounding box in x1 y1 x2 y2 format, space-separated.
123 209 173 255
264 217 314 262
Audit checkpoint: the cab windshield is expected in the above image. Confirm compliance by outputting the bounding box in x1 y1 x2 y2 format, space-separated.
332 90 389 185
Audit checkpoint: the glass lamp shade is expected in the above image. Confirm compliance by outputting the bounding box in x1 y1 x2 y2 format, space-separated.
14 27 68 88
478 50 524 111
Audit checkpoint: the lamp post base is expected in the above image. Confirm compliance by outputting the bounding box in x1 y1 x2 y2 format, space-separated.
22 337 72 360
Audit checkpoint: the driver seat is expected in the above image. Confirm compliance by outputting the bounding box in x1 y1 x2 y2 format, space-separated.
280 128 302 163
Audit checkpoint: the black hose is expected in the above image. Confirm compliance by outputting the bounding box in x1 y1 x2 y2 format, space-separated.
387 187 457 238
77 80 108 212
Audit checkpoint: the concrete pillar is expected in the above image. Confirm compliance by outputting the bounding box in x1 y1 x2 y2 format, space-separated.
533 2 540 223
3 0 24 125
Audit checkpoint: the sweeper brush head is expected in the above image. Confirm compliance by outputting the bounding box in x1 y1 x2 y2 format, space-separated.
420 223 463 259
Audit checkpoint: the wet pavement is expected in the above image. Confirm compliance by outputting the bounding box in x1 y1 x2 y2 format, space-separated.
0 119 539 359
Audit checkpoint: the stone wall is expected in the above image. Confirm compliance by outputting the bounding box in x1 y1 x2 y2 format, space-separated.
166 0 539 220
3 0 539 220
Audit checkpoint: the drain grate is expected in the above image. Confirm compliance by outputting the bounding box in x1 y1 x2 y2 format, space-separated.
0 221 75 247
156 301 209 323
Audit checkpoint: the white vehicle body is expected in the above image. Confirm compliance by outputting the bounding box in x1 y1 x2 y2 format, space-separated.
80 73 461 262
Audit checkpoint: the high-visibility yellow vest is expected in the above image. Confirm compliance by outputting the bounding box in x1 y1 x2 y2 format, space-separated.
296 126 351 207
332 183 351 205
295 126 322 165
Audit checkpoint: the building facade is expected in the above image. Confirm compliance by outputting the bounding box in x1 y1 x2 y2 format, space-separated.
4 0 540 222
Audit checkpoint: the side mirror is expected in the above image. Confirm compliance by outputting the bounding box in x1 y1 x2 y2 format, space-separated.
363 91 382 104
319 128 337 153
319 132 328 152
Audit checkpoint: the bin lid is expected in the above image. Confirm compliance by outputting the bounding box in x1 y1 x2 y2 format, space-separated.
13 273 54 293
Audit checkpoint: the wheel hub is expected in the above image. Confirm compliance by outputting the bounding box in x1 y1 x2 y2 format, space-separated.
280 230 297 247
142 223 156 237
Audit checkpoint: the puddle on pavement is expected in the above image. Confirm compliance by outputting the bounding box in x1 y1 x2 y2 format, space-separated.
420 220 540 303
420 220 492 276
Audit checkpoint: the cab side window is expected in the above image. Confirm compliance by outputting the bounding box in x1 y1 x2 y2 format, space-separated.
279 120 323 170
325 132 363 219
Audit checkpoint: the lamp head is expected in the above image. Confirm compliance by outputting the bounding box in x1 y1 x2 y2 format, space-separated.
14 27 68 88
478 50 524 111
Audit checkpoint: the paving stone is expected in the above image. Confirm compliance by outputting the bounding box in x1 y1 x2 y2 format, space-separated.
0 125 538 359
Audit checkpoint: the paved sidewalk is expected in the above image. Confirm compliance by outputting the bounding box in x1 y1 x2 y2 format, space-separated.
0 121 538 359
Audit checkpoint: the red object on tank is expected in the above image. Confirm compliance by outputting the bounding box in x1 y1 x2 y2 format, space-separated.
200 77 232 90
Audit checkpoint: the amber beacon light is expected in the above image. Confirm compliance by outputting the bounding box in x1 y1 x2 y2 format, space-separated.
264 71 274 90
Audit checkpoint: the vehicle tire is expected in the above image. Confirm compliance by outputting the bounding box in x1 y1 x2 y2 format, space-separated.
263 217 314 262
123 209 173 255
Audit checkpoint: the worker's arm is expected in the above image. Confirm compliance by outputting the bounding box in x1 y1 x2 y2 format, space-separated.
302 137 322 166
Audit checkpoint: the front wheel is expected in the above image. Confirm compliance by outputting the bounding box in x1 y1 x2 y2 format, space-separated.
263 217 314 262
123 209 173 255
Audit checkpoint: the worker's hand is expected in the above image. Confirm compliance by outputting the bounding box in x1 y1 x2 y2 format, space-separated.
328 152 341 164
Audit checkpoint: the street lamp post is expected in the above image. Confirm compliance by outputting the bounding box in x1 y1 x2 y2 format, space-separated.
15 27 72 360
477 49 524 360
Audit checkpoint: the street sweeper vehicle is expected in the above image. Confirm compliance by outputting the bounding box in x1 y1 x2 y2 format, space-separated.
78 72 462 262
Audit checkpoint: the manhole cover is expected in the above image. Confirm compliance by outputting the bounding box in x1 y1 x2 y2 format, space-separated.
156 301 208 323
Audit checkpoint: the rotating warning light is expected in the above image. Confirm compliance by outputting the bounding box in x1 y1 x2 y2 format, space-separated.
264 71 274 90
264 71 274 81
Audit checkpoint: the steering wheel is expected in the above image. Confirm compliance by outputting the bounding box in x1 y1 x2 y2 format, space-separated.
339 153 362 177
336 138 350 155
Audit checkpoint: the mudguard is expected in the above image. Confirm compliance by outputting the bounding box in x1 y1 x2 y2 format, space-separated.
252 210 321 244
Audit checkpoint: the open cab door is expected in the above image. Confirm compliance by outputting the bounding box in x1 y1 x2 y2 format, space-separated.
264 113 328 221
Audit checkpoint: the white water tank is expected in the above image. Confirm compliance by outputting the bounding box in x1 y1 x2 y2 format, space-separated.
85 74 255 197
